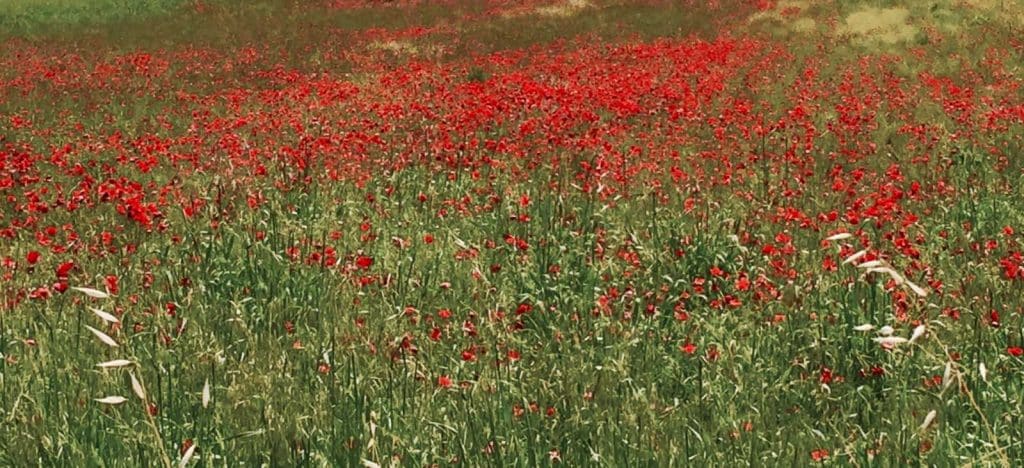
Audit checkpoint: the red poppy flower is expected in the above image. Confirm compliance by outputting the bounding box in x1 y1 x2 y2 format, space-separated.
56 261 75 278
356 255 373 269
26 251 40 265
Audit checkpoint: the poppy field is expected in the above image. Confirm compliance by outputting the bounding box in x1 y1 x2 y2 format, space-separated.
2 0 1024 465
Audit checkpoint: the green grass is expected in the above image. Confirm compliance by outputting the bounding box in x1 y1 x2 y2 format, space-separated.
0 0 188 32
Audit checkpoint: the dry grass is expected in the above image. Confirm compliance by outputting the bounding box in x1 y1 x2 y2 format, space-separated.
749 0 1022 45
840 7 916 44
964 0 1024 26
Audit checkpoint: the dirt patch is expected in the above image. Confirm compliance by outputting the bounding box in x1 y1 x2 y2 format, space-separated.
367 40 447 59
535 0 592 18
840 7 917 44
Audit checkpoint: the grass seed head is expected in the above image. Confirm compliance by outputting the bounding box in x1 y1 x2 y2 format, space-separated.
825 232 853 241
85 325 119 347
96 359 133 369
910 324 926 343
202 379 211 409
905 280 929 297
857 260 885 269
942 362 953 391
95 395 128 405
920 409 937 431
72 287 111 299
90 307 120 324
842 249 869 265
130 372 147 400
873 336 908 346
